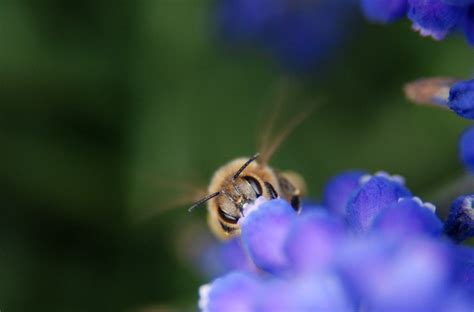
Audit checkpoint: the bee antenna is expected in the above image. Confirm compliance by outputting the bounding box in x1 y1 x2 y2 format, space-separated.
233 153 260 180
188 191 221 212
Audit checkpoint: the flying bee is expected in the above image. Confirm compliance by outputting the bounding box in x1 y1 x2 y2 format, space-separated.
188 106 310 240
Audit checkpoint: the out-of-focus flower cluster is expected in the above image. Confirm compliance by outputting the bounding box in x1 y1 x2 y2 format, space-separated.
215 0 356 72
362 0 474 45
197 171 474 311
404 77 474 174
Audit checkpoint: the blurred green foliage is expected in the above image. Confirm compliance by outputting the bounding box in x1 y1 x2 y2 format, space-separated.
0 1 473 311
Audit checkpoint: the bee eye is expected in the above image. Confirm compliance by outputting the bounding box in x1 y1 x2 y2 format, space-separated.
218 207 239 224
244 176 263 197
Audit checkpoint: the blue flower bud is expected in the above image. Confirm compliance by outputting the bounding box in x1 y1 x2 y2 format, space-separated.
322 170 367 218
459 126 474 174
361 0 408 23
285 211 345 273
371 197 443 237
408 0 465 40
240 199 296 273
337 237 452 310
346 173 412 233
444 195 474 243
449 79 474 120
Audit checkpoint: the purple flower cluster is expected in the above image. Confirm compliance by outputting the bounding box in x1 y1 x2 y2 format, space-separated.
198 172 474 311
215 0 356 72
362 0 474 45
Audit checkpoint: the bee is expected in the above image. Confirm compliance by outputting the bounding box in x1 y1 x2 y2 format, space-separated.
188 108 309 240
404 77 458 107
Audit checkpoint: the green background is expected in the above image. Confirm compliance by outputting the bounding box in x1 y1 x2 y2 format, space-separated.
1 1 473 311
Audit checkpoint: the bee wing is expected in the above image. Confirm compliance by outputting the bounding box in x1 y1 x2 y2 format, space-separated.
257 80 288 163
134 177 208 222
257 79 315 166
258 108 313 166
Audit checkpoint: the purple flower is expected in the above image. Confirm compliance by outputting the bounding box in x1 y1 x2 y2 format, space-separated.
197 171 474 311
361 0 408 23
460 126 474 174
216 0 356 73
449 79 474 120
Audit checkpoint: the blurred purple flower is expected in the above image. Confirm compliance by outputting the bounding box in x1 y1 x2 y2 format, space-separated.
215 0 356 73
361 0 408 23
198 171 474 311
